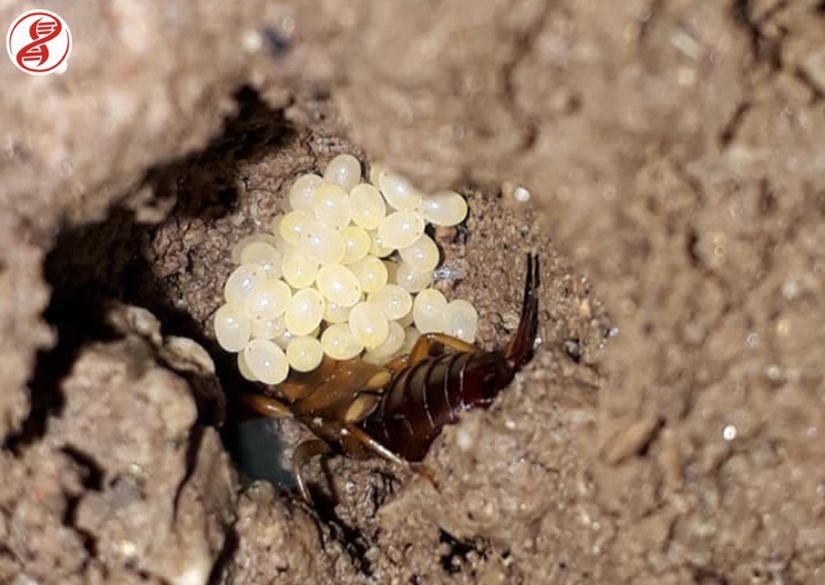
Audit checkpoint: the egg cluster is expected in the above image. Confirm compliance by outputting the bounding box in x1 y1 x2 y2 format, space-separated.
214 154 477 385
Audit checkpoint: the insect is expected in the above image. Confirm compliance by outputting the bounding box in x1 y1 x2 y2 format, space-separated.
243 254 540 502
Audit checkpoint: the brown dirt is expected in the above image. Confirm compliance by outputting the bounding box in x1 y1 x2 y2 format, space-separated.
1 1 824 584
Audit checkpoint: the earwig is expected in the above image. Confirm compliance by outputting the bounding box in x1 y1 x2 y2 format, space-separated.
243 254 540 502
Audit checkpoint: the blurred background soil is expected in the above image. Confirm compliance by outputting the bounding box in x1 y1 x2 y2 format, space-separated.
1 0 823 583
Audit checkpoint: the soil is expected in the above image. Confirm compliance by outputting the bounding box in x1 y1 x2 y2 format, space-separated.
1 1 824 584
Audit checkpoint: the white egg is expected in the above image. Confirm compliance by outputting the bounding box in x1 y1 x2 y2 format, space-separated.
324 154 362 191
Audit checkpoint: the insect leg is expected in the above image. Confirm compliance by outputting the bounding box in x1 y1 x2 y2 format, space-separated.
363 369 392 391
292 439 332 504
342 425 438 489
409 332 478 364
242 394 293 418
341 425 407 466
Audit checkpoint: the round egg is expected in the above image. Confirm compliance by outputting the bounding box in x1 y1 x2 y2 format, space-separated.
214 304 251 352
378 170 422 210
312 183 352 228
349 256 389 293
350 183 387 229
413 288 447 333
321 323 364 360
383 260 400 282
244 339 290 384
400 326 421 355
342 226 371 264
245 280 291 320
237 351 256 381
315 264 362 307
364 320 405 363
368 163 386 187
282 250 319 288
279 210 315 247
251 314 286 340
239 241 283 279
369 284 412 321
394 261 433 293
441 299 479 343
286 336 324 372
231 233 279 264
324 153 362 192
284 289 326 336
399 234 439 273
368 230 395 258
300 220 346 264
289 173 325 212
419 190 468 226
273 327 297 350
378 211 425 249
224 263 265 306
396 308 415 327
324 300 354 324
270 215 292 252
349 301 390 349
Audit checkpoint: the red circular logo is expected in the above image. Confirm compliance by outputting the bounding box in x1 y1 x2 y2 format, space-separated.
6 9 72 75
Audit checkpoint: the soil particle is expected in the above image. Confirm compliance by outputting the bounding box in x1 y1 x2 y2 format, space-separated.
0 303 238 583
218 481 358 584
0 0 281 444
49 331 237 583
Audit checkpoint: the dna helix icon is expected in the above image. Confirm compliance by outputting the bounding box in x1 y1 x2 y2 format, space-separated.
16 16 62 69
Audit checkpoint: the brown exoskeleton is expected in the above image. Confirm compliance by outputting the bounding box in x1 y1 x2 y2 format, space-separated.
244 254 540 502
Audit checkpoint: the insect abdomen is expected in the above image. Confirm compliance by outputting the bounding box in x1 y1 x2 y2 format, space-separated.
364 351 514 461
